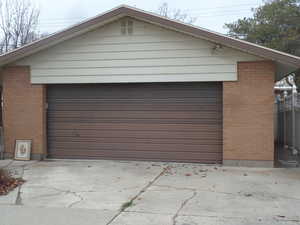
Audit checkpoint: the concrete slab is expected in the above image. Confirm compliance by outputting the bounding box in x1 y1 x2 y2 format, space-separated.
70 189 138 210
0 205 117 225
1 160 300 225
176 215 300 225
18 185 82 208
0 188 18 205
0 159 13 168
110 211 173 225
20 160 164 210
180 189 282 217
128 185 194 214
154 164 277 193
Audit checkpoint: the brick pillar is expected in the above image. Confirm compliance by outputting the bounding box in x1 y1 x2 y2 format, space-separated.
223 61 275 167
2 66 46 160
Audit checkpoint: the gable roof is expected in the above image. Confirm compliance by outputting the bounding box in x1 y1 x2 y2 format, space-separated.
0 5 300 68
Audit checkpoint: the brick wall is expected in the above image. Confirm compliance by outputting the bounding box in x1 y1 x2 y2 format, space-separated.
0 62 275 164
1 66 46 159
223 61 275 165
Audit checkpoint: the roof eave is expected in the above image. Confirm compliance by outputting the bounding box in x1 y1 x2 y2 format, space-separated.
122 6 300 67
0 6 127 66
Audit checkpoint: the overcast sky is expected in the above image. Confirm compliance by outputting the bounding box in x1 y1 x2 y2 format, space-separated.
32 0 263 35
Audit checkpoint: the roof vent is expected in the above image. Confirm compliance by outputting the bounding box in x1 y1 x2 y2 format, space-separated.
121 19 133 35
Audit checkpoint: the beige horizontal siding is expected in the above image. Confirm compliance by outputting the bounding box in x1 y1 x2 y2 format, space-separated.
32 57 237 68
31 74 237 84
17 17 262 84
23 50 249 62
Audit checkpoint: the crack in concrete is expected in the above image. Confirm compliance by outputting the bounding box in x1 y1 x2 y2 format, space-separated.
275 218 300 223
13 161 40 205
152 185 198 191
15 166 25 205
0 160 14 169
153 184 235 196
178 214 243 219
67 191 84 208
105 166 168 225
124 210 174 215
18 184 85 208
24 185 98 194
172 189 197 225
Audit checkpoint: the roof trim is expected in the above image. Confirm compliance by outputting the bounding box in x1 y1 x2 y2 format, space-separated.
0 5 300 67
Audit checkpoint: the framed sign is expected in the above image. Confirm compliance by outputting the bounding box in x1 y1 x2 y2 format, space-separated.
14 140 32 161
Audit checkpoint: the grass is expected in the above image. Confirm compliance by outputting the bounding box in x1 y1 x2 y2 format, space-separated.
120 200 134 211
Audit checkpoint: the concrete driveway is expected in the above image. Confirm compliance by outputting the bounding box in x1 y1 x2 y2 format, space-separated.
0 160 300 225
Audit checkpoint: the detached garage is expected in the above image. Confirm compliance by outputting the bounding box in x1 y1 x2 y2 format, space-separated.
0 6 299 167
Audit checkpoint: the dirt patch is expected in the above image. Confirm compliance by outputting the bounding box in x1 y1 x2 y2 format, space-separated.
0 168 25 195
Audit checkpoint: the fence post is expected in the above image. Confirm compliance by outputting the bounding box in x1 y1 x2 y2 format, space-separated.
283 91 288 150
292 90 298 155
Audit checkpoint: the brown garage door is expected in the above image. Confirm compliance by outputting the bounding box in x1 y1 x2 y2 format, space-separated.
47 82 222 163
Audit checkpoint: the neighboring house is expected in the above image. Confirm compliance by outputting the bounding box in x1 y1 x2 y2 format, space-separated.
0 5 299 167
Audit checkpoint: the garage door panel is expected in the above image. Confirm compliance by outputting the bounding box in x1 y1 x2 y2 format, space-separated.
47 82 222 163
48 118 221 124
48 94 222 101
48 83 221 98
48 136 223 145
49 97 221 103
48 103 221 112
48 142 222 152
48 130 221 139
48 150 222 163
48 122 221 132
48 111 222 120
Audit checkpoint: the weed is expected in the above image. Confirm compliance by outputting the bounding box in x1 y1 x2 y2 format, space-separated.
0 168 25 195
120 200 133 211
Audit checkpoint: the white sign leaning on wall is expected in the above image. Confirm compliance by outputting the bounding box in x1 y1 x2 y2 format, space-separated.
14 140 32 161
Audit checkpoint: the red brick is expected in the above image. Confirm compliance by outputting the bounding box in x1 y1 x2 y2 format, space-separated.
223 61 275 161
1 66 46 158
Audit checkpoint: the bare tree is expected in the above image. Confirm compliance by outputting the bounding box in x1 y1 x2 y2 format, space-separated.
157 2 197 24
0 0 40 54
